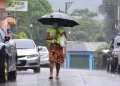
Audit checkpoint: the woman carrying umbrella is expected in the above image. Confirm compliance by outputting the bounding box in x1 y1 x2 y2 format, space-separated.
38 12 79 80
46 23 66 80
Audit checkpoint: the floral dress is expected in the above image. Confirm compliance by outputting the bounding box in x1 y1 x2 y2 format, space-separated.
47 27 65 64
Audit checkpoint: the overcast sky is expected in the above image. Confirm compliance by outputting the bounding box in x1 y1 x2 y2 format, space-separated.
48 0 102 13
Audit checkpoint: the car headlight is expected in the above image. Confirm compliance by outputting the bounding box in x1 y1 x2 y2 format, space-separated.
27 54 38 59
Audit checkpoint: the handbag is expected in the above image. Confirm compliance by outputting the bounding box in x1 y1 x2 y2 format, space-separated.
60 35 67 47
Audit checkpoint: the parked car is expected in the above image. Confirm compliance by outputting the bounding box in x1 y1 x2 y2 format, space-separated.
38 46 49 67
0 28 17 82
13 39 41 73
106 36 120 73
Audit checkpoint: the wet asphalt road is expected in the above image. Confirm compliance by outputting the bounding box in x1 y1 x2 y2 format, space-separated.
0 68 120 86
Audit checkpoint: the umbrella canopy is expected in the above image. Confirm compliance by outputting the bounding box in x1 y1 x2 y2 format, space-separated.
37 12 79 27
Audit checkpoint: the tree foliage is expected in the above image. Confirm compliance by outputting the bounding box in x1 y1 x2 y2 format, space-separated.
18 32 28 39
71 8 98 17
9 0 52 46
8 1 109 45
94 34 106 42
99 0 118 40
94 44 110 69
69 9 103 42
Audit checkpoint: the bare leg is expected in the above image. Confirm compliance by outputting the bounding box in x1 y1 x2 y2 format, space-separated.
49 61 54 78
56 63 60 79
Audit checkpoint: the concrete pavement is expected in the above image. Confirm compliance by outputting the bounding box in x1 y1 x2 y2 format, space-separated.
0 68 120 86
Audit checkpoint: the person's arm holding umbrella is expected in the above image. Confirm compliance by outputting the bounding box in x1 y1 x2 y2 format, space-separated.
46 27 57 40
46 27 58 50
46 32 57 40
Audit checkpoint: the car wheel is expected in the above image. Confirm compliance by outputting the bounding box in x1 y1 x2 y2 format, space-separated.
118 65 120 74
34 68 40 73
46 64 50 68
0 57 8 82
106 58 110 72
8 55 17 81
8 70 17 81
34 64 40 73
110 58 118 73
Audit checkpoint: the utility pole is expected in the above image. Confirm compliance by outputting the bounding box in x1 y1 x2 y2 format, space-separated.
29 24 33 39
65 1 74 14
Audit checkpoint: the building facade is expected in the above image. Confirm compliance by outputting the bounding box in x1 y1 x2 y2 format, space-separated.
0 0 8 32
0 0 16 33
65 42 106 70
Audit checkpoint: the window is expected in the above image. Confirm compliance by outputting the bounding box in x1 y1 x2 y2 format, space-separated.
117 43 120 46
15 40 35 49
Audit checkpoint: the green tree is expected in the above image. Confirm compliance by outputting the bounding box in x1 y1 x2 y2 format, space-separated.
71 8 98 17
9 0 52 46
70 9 102 42
99 0 118 40
18 32 28 39
95 34 106 42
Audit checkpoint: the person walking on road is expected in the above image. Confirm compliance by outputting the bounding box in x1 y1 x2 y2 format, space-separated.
46 23 66 80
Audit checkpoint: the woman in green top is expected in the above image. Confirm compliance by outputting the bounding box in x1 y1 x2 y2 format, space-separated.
46 23 66 80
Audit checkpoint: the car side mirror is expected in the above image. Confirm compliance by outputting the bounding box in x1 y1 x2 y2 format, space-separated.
4 35 10 42
37 46 42 51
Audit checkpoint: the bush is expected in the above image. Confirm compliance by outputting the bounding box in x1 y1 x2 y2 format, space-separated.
95 34 106 42
94 44 110 69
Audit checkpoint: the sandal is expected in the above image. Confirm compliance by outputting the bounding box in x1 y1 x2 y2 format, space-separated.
55 76 60 80
49 77 53 79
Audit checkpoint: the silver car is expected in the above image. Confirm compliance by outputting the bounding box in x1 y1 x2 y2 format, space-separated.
13 39 41 73
39 46 49 67
0 28 17 82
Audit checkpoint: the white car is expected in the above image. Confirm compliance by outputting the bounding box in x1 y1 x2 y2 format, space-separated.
38 46 49 67
13 39 41 73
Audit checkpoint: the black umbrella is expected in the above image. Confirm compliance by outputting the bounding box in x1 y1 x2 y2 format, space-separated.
37 12 79 27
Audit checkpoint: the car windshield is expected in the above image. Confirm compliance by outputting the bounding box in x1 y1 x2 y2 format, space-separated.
15 40 35 49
